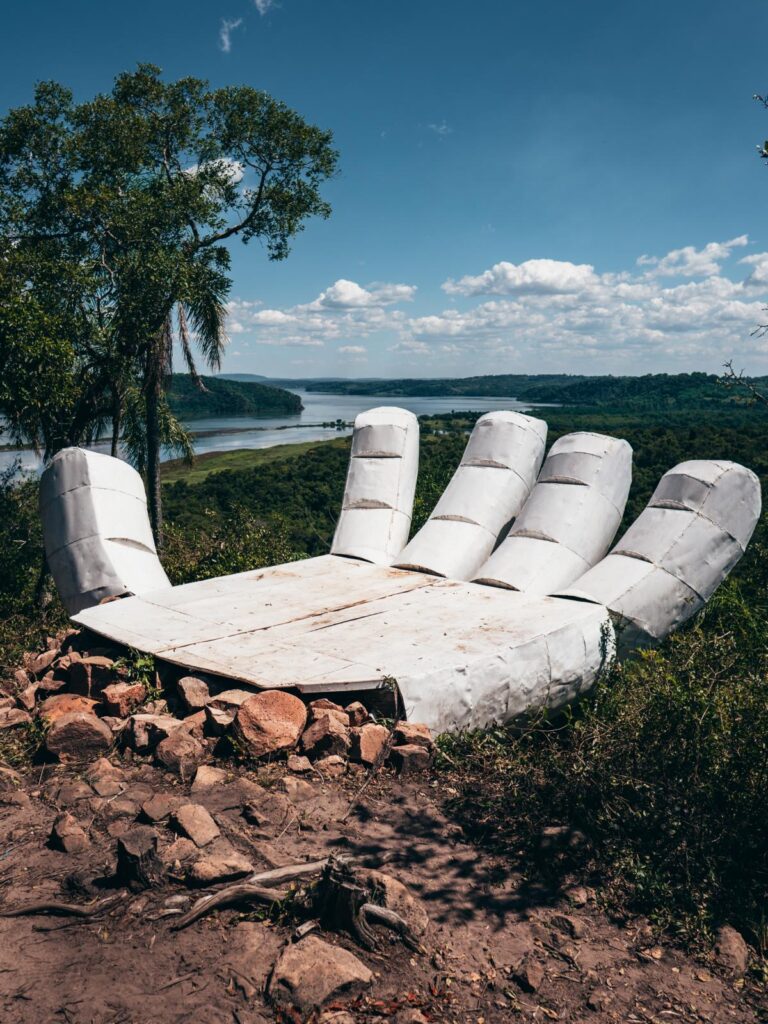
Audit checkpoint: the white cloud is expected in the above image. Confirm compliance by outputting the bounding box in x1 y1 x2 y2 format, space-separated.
427 120 453 136
637 235 748 277
223 237 768 370
444 258 598 297
254 0 276 13
305 279 416 310
219 17 242 53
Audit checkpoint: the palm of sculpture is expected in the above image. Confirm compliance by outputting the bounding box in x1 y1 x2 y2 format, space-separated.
40 408 761 734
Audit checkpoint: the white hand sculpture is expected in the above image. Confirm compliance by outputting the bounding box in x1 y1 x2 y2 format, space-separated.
40 408 761 735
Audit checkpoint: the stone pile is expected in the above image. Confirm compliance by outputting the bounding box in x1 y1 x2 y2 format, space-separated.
1 629 436 777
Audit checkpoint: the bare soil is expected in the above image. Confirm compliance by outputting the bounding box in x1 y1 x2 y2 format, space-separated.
0 756 762 1024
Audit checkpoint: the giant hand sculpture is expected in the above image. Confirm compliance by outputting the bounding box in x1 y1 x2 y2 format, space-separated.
40 409 761 735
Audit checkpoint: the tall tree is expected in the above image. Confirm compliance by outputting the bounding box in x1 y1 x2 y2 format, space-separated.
0 65 338 543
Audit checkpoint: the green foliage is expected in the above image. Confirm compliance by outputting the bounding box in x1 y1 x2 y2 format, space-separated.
165 374 303 419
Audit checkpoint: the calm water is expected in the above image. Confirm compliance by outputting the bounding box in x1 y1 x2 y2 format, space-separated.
0 390 541 475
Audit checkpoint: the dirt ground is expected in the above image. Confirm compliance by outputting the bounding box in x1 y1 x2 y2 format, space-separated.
0 755 762 1024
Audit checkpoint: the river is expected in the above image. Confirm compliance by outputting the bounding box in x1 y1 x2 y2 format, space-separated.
0 390 542 475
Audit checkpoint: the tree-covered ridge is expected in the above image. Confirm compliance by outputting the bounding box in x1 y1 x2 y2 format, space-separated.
302 371 767 409
166 374 302 419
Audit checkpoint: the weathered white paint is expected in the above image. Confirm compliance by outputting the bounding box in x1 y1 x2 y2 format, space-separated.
331 407 419 564
557 460 761 647
40 448 170 614
474 432 632 594
74 555 613 734
394 411 547 580
46 411 761 735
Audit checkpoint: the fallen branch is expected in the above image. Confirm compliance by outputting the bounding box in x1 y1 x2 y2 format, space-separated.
361 903 424 953
171 859 330 931
2 895 122 918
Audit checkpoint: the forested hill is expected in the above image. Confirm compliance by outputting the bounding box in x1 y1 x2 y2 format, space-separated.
303 372 768 409
166 374 303 419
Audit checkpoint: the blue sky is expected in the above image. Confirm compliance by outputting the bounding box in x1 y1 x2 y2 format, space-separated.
3 1 768 378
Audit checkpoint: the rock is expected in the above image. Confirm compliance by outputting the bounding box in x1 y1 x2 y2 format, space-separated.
513 958 545 993
30 648 58 677
550 912 586 939
105 797 139 819
177 675 211 713
38 693 99 724
0 708 31 730
141 793 178 822
85 757 123 783
187 842 254 885
142 699 168 715
116 826 161 891
393 722 434 750
55 780 94 805
17 684 38 711
154 731 205 780
173 803 220 848
191 765 228 791
287 754 313 773
395 1012 428 1024
224 922 285 1003
345 701 369 727
179 709 206 741
564 885 590 906
267 935 373 1013
101 682 146 718
209 689 257 711
388 743 431 775
38 672 66 694
90 776 121 798
68 655 116 696
350 723 389 766
360 869 429 937
204 705 235 736
50 812 89 853
714 925 749 977
278 776 315 802
314 755 346 777
301 714 350 759
46 712 113 762
125 714 184 754
233 691 307 759
309 699 350 727
101 716 128 736
13 668 31 691
159 837 198 867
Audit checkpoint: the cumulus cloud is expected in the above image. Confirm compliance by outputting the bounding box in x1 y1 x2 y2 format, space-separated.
254 0 275 13
637 235 748 277
219 18 243 53
444 258 599 297
223 237 768 369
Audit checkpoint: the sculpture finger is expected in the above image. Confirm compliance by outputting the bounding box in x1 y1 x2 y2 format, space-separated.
393 411 547 580
40 448 171 615
474 432 632 594
330 407 419 565
556 460 761 649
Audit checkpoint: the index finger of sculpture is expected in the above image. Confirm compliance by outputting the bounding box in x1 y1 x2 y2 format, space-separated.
557 460 761 649
393 411 547 580
474 432 632 594
40 448 170 614
330 407 420 565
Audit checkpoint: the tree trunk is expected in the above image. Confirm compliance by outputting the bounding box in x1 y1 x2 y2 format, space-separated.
110 389 122 459
145 367 163 550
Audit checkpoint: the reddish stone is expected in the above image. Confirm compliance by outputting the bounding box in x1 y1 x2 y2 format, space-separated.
46 712 113 762
50 812 90 854
0 708 32 730
350 723 389 766
233 691 307 759
388 743 432 775
30 648 58 677
154 732 205 780
345 701 369 727
39 693 99 723
300 714 350 759
393 722 434 750
177 676 211 712
68 656 116 696
101 682 147 718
